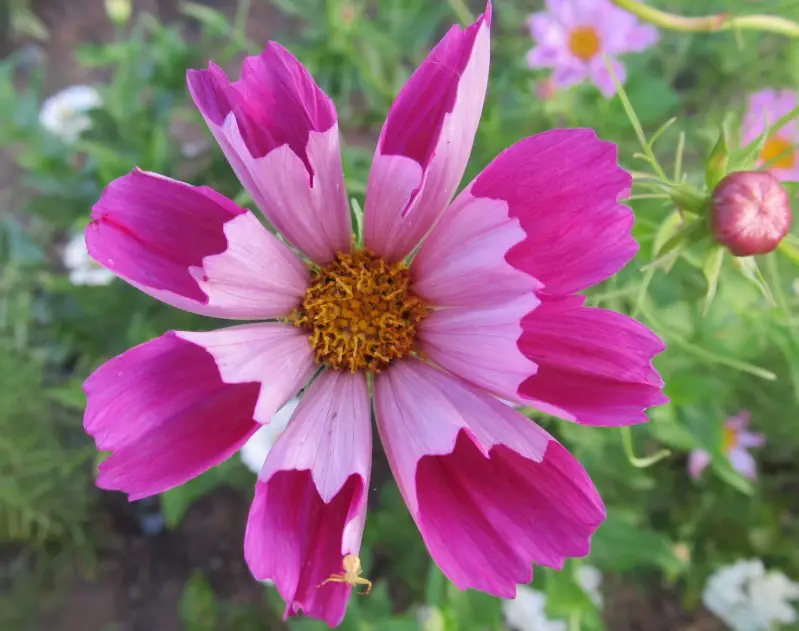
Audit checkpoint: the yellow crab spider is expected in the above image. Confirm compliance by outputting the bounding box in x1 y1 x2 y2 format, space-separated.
319 554 372 595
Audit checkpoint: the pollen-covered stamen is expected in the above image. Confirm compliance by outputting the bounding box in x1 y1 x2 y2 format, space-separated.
288 249 428 372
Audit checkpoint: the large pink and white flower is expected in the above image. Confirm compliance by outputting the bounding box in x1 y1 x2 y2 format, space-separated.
83 3 666 626
742 89 799 181
526 0 659 97
688 411 765 480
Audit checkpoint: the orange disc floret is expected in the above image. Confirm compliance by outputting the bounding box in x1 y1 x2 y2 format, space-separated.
288 249 428 372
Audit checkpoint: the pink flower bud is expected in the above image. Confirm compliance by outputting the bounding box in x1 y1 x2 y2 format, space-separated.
710 171 792 256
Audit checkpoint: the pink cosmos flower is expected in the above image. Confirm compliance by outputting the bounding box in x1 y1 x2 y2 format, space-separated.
82 3 666 626
526 0 659 97
688 411 765 480
742 90 799 181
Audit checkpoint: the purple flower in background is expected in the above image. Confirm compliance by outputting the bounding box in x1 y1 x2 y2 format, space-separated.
743 90 799 181
689 411 765 480
526 0 659 97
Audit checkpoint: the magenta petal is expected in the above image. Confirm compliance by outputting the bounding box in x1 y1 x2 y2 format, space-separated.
188 43 335 166
85 331 263 500
188 45 351 264
469 129 635 296
363 3 491 261
418 296 539 402
245 371 371 626
175 324 316 424
88 169 308 319
519 295 667 426
374 359 604 597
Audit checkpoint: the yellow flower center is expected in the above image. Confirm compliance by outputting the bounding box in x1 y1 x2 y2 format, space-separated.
722 424 739 453
288 249 428 372
568 26 601 62
760 135 795 169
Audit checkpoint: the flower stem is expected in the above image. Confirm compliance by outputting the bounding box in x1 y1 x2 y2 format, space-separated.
610 0 799 38
447 0 473 25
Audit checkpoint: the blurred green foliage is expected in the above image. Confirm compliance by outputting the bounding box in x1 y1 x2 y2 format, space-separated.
1 0 799 629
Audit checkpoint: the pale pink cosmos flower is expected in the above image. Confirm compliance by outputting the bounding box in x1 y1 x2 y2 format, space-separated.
688 411 765 480
742 90 799 181
526 0 659 97
82 3 666 626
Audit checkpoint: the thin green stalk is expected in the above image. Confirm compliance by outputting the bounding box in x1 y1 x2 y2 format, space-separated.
621 426 671 468
610 0 799 38
639 301 777 380
447 0 473 25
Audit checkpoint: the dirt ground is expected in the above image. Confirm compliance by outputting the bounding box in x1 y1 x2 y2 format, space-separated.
0 1 725 630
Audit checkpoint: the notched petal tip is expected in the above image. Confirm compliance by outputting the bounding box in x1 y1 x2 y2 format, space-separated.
519 296 667 426
84 331 261 500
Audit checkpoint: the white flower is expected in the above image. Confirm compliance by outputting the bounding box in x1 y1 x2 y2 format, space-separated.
576 565 603 608
39 85 102 143
63 232 115 286
502 585 567 631
239 398 300 474
703 559 799 631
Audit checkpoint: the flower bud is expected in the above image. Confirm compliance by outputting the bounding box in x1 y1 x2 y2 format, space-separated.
105 0 132 26
710 171 792 256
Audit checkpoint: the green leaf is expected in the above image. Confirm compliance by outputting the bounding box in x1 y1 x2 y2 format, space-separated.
624 75 680 127
180 2 230 37
701 245 725 315
705 126 730 189
590 514 686 578
179 571 218 631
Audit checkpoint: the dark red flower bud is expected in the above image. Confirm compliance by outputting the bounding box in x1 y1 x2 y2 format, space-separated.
710 171 792 256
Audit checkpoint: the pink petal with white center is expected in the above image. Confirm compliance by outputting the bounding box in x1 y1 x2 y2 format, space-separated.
188 44 351 264
245 371 371 626
688 449 710 479
363 3 491 262
418 295 538 402
462 129 634 296
175 324 316 425
519 296 667 426
728 447 757 480
87 169 308 319
85 331 269 500
374 359 604 597
412 192 540 307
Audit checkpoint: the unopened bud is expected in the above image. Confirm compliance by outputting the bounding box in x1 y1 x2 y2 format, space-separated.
710 171 791 256
105 0 132 26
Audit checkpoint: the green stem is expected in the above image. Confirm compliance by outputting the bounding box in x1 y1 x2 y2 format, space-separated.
447 0 473 25
621 426 671 468
610 0 799 38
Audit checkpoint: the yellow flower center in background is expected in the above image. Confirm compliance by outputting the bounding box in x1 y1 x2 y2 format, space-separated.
760 135 796 169
288 249 428 372
568 26 601 62
722 424 739 454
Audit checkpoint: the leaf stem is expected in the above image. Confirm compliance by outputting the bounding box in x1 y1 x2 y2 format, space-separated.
610 0 799 38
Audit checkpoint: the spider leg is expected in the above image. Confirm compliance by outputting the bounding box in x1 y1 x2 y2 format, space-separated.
318 574 346 589
355 577 372 595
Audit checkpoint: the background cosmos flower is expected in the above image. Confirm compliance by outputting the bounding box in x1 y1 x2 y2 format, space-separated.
81 1 666 626
742 90 799 181
703 559 799 631
62 232 115 287
688 410 764 480
526 0 659 97
38 84 102 143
